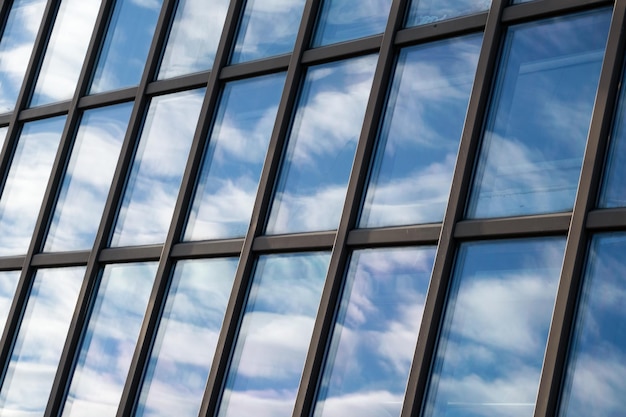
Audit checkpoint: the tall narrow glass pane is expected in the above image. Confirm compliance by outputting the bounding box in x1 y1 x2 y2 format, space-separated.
360 34 481 228
135 258 238 417
0 126 8 148
0 271 21 336
0 116 65 256
30 0 101 106
61 262 158 417
157 0 229 79
111 89 205 247
0 267 84 416
266 55 377 234
89 0 163 93
184 73 285 241
467 9 610 218
406 0 490 27
424 237 565 417
313 247 435 417
218 252 330 417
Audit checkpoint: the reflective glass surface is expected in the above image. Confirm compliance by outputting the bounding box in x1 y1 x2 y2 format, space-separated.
406 0 490 27
467 10 610 219
135 258 238 417
62 262 158 417
0 267 84 415
360 35 481 228
45 103 133 252
0 271 21 336
0 126 8 147
0 116 65 257
0 0 47 113
30 0 101 106
266 55 377 234
218 252 330 417
157 0 229 79
230 0 306 64
90 0 163 93
424 237 565 417
314 247 436 417
184 73 285 241
111 89 205 247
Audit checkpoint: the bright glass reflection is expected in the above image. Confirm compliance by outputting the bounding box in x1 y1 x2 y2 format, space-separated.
406 0 490 26
90 0 163 93
0 126 8 147
360 35 481 228
230 0 306 63
30 0 101 106
0 0 46 113
266 55 377 234
0 116 65 257
184 73 285 241
218 252 330 417
0 271 21 336
314 247 435 417
0 267 84 416
45 103 133 252
424 237 565 417
62 262 157 417
467 9 610 219
136 258 238 417
112 89 205 247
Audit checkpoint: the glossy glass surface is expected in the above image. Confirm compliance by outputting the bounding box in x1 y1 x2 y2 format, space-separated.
184 73 285 241
157 0 229 79
135 258 238 417
360 35 481 228
230 0 306 64
406 0 490 26
0 0 47 113
62 262 158 417
0 267 84 415
266 55 377 234
90 0 163 93
0 126 8 147
0 116 65 257
45 103 133 252
424 237 565 417
218 252 330 417
467 10 610 219
30 0 101 106
111 89 205 247
314 247 436 417
0 271 21 336
312 0 392 46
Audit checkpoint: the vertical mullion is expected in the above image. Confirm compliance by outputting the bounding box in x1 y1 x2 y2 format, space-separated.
533 2 626 417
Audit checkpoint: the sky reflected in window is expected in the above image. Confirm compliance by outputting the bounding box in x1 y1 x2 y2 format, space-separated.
0 271 21 338
406 0 490 26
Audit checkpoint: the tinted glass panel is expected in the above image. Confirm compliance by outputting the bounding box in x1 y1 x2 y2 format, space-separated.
266 55 377 234
406 0 490 27
0 271 20 336
360 34 481 228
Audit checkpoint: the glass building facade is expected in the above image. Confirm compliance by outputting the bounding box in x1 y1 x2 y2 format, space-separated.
0 0 623 416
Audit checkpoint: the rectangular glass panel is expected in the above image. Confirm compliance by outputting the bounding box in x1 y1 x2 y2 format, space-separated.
61 262 158 417
184 73 285 241
0 267 84 415
111 89 205 247
467 9 611 219
217 252 330 417
135 258 238 417
313 247 436 417
406 0 490 27
0 271 21 336
360 34 481 228
0 116 66 256
265 55 377 234
424 237 565 417
45 103 133 252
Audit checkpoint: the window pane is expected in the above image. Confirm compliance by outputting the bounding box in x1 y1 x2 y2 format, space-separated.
313 247 435 417
424 237 565 417
266 55 377 234
30 0 101 106
467 9 610 219
184 73 285 241
135 258 238 417
89 0 162 93
0 116 66 257
406 0 490 27
360 34 481 228
0 271 21 335
217 252 330 417
0 267 84 415
61 262 158 417
111 89 204 247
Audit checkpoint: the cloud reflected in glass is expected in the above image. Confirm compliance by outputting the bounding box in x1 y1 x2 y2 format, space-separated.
406 0 490 26
313 0 391 46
